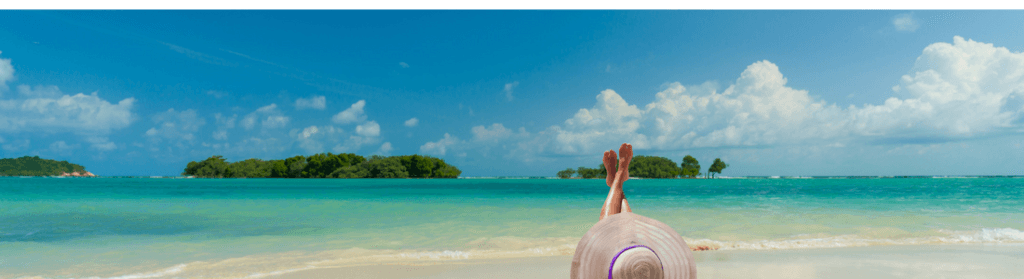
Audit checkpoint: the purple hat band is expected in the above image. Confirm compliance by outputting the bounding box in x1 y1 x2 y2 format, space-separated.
608 245 664 279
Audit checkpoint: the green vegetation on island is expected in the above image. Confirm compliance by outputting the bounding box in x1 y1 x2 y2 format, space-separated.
0 156 87 176
558 155 728 179
182 153 461 178
681 155 701 178
708 158 729 178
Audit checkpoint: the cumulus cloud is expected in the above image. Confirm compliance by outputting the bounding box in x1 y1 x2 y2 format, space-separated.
893 13 919 32
0 87 135 134
295 95 326 110
49 140 80 155
472 123 513 142
0 51 14 91
85 136 117 151
292 125 342 154
376 142 393 155
423 36 1024 160
17 85 63 99
404 117 419 127
213 113 236 140
420 133 461 156
356 120 380 137
242 103 290 130
504 81 519 101
146 108 206 142
399 62 410 68
332 135 379 153
332 100 366 124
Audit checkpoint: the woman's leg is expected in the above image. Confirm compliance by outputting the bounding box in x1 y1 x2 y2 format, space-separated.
601 150 631 216
600 143 633 220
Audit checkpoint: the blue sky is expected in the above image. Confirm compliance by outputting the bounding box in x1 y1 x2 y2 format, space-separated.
1 10 1023 176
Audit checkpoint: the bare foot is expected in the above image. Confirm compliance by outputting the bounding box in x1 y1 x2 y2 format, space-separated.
603 150 617 187
616 143 633 184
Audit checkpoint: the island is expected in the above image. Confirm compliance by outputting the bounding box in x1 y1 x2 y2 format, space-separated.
0 156 96 177
557 155 727 179
182 153 461 178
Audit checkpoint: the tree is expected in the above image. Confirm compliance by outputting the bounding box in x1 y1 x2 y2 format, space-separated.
400 155 436 178
577 166 602 179
228 158 273 178
680 155 701 178
330 165 368 178
269 160 288 178
428 156 461 178
182 156 231 178
708 158 728 178
629 156 681 178
363 155 409 178
284 155 307 178
556 168 576 179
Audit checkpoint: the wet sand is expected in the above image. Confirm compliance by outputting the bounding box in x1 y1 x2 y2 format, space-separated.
272 244 1024 279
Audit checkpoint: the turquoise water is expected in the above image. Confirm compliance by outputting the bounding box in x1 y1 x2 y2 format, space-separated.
2 177 1023 278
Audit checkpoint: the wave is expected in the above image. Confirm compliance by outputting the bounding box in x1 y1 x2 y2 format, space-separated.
685 228 1024 250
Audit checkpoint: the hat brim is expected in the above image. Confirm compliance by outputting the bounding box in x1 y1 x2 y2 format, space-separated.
571 212 696 279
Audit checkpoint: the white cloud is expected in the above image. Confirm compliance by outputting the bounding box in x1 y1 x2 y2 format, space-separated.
145 108 206 151
893 13 919 32
332 135 378 153
263 116 289 129
420 133 461 156
404 117 419 127
0 87 135 134
85 136 117 151
242 103 289 130
213 130 228 141
376 142 393 155
213 113 236 140
356 120 380 137
49 140 80 155
206 90 228 99
332 100 366 124
472 123 513 142
291 125 345 154
426 37 1024 160
0 51 13 91
300 125 319 139
17 85 63 98
295 95 326 110
2 139 29 152
399 62 410 68
504 81 519 101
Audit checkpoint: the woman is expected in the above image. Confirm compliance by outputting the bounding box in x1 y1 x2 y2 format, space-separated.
572 143 697 279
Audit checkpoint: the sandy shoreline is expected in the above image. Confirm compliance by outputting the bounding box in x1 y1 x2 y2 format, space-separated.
271 244 1024 279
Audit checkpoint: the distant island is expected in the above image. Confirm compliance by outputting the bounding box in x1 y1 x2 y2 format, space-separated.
183 153 461 178
0 156 96 177
557 155 728 179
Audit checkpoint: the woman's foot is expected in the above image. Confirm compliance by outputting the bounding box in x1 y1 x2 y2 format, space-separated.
603 150 617 187
602 150 631 213
616 143 632 184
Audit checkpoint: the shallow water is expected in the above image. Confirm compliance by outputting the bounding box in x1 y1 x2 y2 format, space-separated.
1 177 1023 278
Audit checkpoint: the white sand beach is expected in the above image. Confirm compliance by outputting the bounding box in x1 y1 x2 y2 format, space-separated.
272 244 1024 279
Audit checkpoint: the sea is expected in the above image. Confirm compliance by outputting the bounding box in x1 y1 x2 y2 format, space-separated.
2 177 1023 278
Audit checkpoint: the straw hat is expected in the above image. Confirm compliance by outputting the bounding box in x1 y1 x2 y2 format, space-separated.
571 212 696 279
